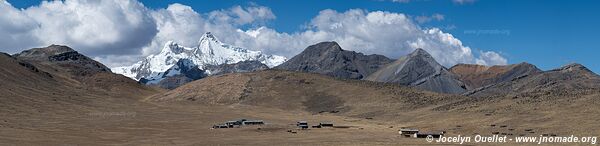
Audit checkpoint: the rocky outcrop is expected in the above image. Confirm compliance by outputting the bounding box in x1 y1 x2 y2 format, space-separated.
142 60 269 89
449 62 542 89
365 48 467 94
275 41 393 79
14 45 111 76
205 60 268 75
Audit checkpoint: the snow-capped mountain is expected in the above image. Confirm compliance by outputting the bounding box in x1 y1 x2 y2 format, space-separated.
113 32 287 81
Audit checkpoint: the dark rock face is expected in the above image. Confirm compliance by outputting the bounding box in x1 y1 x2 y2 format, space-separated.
140 59 207 89
169 59 207 80
14 45 75 59
465 63 600 97
205 60 268 75
275 41 393 79
449 62 542 89
145 60 269 89
365 48 467 94
14 45 111 76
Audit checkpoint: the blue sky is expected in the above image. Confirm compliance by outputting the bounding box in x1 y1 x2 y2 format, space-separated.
5 0 600 73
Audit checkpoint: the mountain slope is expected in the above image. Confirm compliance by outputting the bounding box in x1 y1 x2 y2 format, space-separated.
113 32 286 81
204 60 268 75
14 45 111 77
147 70 466 115
141 60 268 89
449 62 542 89
466 63 600 97
11 45 158 97
274 42 393 79
365 48 467 94
139 59 207 89
1 45 161 121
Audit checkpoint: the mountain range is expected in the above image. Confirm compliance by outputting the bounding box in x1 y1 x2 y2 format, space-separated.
113 32 286 88
2 40 600 145
111 34 600 96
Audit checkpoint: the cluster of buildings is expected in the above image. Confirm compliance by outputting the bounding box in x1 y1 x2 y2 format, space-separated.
212 119 264 128
212 119 335 130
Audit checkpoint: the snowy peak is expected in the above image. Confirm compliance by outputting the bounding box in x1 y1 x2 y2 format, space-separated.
112 32 287 81
162 41 187 54
199 32 219 43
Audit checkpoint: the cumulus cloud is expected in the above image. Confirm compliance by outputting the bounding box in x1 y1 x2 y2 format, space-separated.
0 0 505 68
476 51 508 66
133 3 278 57
0 0 157 56
141 3 206 56
230 9 506 67
208 5 275 26
0 1 41 52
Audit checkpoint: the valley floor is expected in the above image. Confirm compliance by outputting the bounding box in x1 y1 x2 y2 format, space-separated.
1 95 599 146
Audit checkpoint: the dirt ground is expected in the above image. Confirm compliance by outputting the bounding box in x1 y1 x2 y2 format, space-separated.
0 101 427 146
2 98 597 146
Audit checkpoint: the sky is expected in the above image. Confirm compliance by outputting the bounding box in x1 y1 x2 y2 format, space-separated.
1 0 599 73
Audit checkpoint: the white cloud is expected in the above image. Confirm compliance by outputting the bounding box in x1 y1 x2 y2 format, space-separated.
0 1 41 53
415 13 445 24
208 5 275 25
0 0 157 56
476 51 508 66
231 9 504 67
142 3 206 56
0 1 505 68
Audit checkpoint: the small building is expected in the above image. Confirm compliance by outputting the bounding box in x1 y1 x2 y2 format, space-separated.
242 120 264 125
212 124 229 129
319 122 334 127
212 118 265 129
225 121 242 128
399 128 419 137
297 121 309 129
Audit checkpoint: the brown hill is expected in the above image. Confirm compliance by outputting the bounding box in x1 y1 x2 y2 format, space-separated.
148 69 600 140
14 45 111 77
11 45 158 95
465 63 600 97
1 45 160 116
148 70 466 116
449 62 542 89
